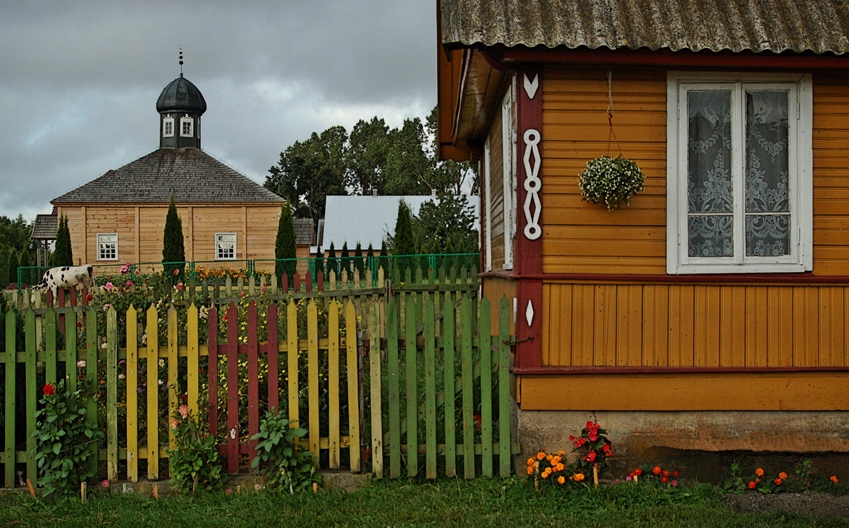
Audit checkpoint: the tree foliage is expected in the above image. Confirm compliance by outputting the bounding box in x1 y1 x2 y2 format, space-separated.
162 198 186 283
275 206 297 281
415 194 479 254
264 126 347 223
51 215 73 267
392 200 416 256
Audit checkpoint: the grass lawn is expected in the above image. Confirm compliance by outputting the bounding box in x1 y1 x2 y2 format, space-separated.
1 478 847 528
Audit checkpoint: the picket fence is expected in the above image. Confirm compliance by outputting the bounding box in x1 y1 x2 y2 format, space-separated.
1 269 516 489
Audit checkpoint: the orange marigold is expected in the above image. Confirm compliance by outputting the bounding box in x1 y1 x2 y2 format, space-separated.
755 468 765 477
779 472 788 480
747 481 757 489
774 478 783 486
832 475 839 484
557 476 566 485
573 472 585 482
527 466 534 475
527 458 534 466
555 463 565 472
537 451 546 460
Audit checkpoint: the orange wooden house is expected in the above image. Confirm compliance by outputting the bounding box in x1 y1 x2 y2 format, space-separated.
438 0 849 463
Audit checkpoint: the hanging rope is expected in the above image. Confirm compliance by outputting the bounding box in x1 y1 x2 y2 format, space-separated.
606 68 622 157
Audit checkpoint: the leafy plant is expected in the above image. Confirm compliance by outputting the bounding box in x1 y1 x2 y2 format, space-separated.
165 404 224 494
578 155 645 210
251 411 321 494
568 420 614 475
627 464 681 487
526 450 587 489
32 380 103 498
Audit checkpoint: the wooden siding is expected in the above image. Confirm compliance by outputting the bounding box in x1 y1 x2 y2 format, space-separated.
57 204 281 270
541 67 668 275
486 104 507 271
540 68 849 276
542 281 849 369
519 372 849 411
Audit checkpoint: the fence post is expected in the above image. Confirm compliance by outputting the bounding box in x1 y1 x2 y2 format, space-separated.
498 296 512 477
4 310 17 488
368 302 383 479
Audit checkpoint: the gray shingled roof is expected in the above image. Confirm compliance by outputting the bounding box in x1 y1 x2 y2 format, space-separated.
31 214 58 240
441 0 849 55
52 148 284 204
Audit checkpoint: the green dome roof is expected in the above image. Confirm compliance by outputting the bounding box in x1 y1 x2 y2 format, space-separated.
156 74 207 114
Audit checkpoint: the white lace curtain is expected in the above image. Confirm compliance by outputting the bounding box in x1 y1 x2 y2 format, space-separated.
686 90 789 258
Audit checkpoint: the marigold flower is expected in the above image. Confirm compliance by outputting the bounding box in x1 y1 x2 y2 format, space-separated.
557 476 566 485
555 463 565 472
748 480 757 489
527 466 534 475
43 383 55 396
832 475 839 484
573 472 585 482
536 451 546 460
778 472 788 480
662 469 671 477
774 478 783 486
527 457 535 466
755 468 765 477
652 466 662 475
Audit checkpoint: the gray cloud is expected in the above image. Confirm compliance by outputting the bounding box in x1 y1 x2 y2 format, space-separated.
0 1 437 221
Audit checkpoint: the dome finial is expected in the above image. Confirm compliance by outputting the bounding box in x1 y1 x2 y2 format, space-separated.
179 47 184 76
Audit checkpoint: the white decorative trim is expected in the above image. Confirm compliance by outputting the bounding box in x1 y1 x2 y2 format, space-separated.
523 73 539 100
525 299 534 327
522 128 542 240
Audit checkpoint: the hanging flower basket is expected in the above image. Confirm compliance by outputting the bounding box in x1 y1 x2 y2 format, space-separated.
578 155 645 211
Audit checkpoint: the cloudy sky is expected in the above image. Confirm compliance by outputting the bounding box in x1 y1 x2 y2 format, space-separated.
1 1 438 222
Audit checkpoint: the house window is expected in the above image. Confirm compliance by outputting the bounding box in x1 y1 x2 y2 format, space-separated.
666 73 812 274
163 116 174 137
216 233 236 260
97 233 118 261
180 115 194 137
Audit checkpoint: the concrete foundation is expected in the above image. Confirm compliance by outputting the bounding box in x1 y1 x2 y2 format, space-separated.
517 409 849 482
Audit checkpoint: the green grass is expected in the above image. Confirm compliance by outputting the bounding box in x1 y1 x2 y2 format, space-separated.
0 478 846 528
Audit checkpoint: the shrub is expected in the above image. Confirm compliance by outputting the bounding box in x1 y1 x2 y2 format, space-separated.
32 380 103 498
166 404 224 494
251 411 321 493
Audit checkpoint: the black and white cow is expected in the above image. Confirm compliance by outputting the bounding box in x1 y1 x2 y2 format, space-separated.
36 265 95 298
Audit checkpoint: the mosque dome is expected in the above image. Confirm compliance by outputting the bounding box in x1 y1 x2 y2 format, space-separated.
156 74 207 114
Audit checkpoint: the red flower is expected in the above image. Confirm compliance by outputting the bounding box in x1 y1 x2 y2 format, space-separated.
747 481 757 489
662 469 671 477
652 466 662 475
43 383 55 395
661 476 669 484
173 268 180 275
774 478 783 486
586 451 597 462
672 470 679 478
634 468 643 476
602 443 613 456
85 294 93 302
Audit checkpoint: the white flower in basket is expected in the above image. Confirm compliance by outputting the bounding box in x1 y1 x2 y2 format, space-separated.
578 155 645 211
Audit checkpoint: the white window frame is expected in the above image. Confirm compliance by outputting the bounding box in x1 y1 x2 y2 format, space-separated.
163 116 174 137
666 72 812 274
501 85 515 270
180 115 194 137
97 233 118 261
215 232 236 261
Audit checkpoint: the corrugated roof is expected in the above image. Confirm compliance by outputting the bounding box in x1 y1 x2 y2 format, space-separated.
52 148 284 204
441 0 849 55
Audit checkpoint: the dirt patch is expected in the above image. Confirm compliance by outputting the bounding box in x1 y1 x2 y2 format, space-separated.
725 492 849 518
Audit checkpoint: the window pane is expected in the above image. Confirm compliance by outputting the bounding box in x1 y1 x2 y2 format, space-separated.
746 91 789 213
746 214 790 256
688 91 732 214
688 216 733 257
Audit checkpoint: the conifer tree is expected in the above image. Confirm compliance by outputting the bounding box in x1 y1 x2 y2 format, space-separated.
51 215 73 267
340 242 350 277
326 243 337 280
366 244 375 277
354 242 364 277
393 200 415 278
162 198 186 283
379 244 389 278
0 247 9 288
7 250 19 286
275 206 297 282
